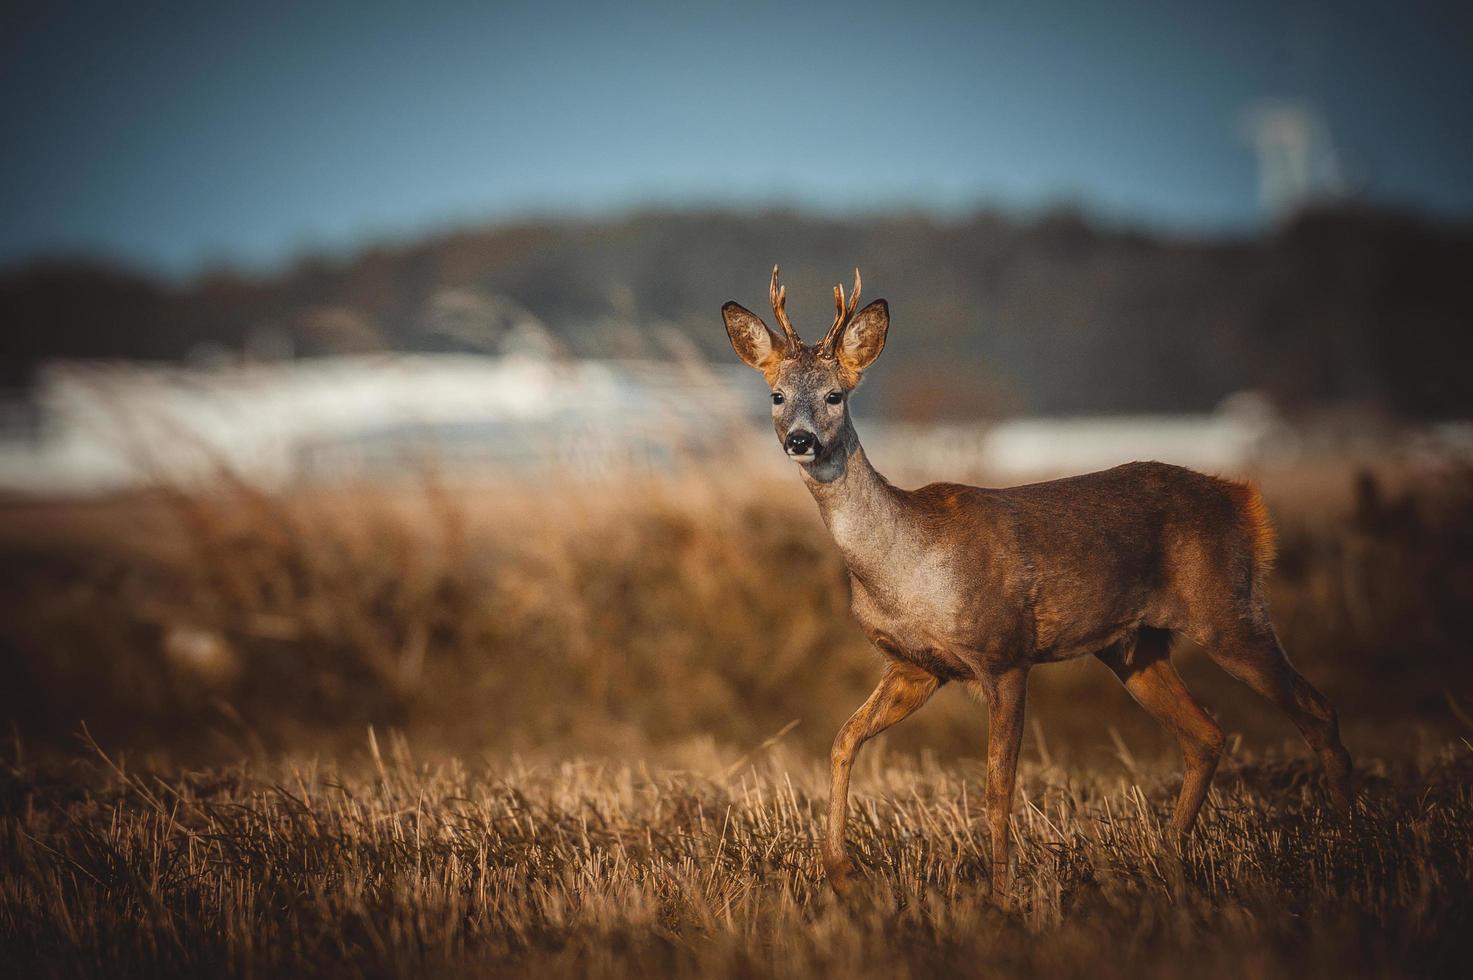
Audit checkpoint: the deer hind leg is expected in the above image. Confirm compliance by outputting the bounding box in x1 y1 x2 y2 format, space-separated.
1097 628 1224 843
1205 621 1353 813
825 661 939 897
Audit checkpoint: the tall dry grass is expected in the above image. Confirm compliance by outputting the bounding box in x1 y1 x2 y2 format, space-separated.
1 460 1472 762
2 459 1473 977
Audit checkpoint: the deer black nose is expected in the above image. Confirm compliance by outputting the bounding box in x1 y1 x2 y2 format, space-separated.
784 430 816 456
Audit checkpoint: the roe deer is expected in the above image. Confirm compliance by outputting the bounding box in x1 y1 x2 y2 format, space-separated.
722 266 1353 900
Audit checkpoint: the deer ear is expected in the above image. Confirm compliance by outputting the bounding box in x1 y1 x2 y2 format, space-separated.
722 301 786 373
837 299 888 375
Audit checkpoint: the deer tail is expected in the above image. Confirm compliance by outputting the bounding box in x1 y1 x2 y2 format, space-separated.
1224 479 1277 585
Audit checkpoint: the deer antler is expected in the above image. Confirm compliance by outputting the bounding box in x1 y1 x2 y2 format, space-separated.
818 268 862 356
769 265 801 347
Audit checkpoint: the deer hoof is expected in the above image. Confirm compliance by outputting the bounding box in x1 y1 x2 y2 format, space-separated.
825 856 859 898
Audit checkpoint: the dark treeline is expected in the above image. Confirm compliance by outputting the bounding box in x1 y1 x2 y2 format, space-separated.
3 205 1470 419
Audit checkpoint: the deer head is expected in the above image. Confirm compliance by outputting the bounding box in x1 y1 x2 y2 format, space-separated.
722 266 889 463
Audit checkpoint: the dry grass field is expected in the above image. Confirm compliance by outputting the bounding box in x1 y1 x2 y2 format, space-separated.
2 457 1473 977
3 740 1471 978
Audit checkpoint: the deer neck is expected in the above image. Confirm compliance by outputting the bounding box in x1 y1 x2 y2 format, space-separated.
799 416 905 574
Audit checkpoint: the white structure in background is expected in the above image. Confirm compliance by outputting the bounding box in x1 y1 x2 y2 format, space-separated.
0 353 1299 496
1239 99 1345 217
868 393 1289 481
0 354 751 495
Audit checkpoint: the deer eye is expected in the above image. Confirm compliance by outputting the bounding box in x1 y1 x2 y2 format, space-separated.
771 392 784 405
825 391 843 405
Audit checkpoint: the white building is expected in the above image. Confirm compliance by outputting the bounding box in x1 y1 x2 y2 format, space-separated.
0 354 753 494
0 353 1306 496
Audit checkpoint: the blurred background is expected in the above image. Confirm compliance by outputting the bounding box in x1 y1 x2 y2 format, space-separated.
1 0 1471 764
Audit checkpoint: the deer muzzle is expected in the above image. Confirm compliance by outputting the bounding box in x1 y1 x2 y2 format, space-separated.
784 430 818 459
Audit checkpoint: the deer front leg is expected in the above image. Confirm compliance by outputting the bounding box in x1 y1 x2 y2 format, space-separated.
975 666 1028 904
826 661 939 897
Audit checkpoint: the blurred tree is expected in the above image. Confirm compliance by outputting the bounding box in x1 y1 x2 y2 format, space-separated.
3 206 1470 418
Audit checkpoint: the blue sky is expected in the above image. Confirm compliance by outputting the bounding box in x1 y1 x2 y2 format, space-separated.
2 0 1470 276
